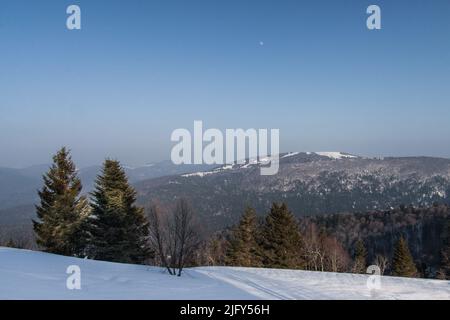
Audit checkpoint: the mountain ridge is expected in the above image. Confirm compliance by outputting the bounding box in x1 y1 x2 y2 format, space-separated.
134 152 450 231
2 152 450 235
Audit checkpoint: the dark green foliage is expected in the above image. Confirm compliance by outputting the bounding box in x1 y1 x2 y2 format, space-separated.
6 239 15 248
301 204 450 277
392 236 418 278
88 159 151 264
225 207 262 267
33 147 90 256
261 203 304 269
352 240 367 274
437 219 450 280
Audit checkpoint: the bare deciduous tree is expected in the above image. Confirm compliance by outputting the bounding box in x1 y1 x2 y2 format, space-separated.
301 221 350 273
147 199 199 276
374 254 389 275
324 236 351 273
148 203 173 274
171 199 199 276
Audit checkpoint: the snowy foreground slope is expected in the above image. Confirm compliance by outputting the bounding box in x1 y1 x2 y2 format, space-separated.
0 247 448 300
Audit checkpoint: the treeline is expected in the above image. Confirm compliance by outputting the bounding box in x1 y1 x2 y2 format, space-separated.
196 204 450 280
302 204 450 278
0 224 35 250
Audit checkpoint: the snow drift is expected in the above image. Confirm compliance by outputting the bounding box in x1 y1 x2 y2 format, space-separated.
0 247 448 300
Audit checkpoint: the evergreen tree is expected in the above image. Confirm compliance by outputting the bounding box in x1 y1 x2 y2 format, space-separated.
261 203 304 269
33 147 90 256
392 236 418 278
352 240 367 274
88 159 151 264
437 219 450 280
225 207 262 267
6 239 15 248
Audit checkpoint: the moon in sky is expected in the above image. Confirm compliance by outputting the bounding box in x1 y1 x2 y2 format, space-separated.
259 41 264 46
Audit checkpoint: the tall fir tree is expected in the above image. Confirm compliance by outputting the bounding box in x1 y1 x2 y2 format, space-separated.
33 147 91 256
392 236 418 278
88 159 151 264
352 240 367 274
261 203 304 269
225 207 262 267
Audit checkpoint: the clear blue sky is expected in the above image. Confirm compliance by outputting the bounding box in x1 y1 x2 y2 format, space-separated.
1 0 449 168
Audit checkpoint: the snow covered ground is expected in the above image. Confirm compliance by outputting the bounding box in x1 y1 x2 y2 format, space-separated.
0 247 448 300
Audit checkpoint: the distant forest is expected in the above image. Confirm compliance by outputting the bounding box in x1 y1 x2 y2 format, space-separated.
197 203 450 280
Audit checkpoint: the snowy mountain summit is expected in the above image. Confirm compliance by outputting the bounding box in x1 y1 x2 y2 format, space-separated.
314 151 358 159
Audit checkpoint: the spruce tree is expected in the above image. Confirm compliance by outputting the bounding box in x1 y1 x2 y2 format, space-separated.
392 236 418 278
89 159 150 264
352 240 367 274
6 239 15 248
225 207 262 267
33 147 90 256
437 220 450 280
261 203 304 269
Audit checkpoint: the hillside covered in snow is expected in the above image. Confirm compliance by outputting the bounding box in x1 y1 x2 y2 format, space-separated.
135 152 450 231
0 247 448 300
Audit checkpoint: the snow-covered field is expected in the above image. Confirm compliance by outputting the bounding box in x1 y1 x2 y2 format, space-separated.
0 247 448 300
